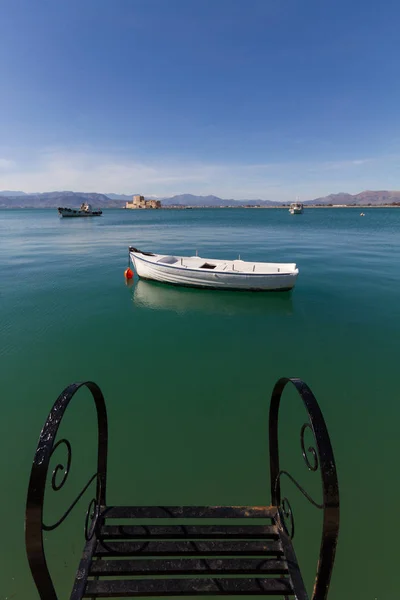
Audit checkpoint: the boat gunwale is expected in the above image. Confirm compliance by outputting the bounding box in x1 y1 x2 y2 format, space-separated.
130 252 298 278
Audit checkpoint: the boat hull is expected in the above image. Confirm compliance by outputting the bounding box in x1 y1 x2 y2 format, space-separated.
58 207 102 217
289 202 303 214
130 252 298 291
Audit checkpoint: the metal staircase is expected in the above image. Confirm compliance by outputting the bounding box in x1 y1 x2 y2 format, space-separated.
25 378 339 599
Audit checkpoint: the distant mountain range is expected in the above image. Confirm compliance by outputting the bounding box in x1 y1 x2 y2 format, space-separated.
1 189 400 208
0 191 123 208
161 194 277 207
0 190 27 197
304 190 400 206
105 193 138 201
0 191 276 208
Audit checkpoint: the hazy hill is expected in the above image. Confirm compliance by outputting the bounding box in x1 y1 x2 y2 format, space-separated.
161 194 276 206
353 190 400 204
305 190 400 205
0 191 124 208
1 189 400 208
105 193 136 201
304 193 354 205
0 190 27 197
0 191 276 207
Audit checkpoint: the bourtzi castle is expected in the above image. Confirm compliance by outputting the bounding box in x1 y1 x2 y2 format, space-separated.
125 195 162 209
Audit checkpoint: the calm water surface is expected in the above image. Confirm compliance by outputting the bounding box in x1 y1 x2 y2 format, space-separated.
1 208 400 599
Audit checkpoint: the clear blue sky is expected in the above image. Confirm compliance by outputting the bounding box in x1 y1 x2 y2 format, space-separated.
0 0 399 200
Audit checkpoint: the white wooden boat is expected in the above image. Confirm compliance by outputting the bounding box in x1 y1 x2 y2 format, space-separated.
58 202 102 217
289 202 303 214
129 247 299 291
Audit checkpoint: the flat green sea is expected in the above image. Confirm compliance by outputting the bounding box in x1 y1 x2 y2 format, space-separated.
1 207 400 599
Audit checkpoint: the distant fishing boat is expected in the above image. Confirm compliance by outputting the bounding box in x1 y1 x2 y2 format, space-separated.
57 202 102 217
129 247 299 291
289 200 303 214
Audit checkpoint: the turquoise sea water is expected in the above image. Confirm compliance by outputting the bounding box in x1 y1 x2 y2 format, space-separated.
1 207 400 599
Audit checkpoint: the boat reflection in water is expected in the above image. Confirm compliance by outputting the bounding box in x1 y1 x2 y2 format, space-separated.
131 279 294 316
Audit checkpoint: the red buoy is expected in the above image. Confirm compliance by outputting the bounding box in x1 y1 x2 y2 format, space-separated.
124 268 133 280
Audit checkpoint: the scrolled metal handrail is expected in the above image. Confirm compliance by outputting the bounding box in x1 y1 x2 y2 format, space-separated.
269 377 340 600
43 472 99 532
25 381 108 600
276 470 323 511
281 496 295 539
85 495 101 541
300 422 319 472
50 438 72 491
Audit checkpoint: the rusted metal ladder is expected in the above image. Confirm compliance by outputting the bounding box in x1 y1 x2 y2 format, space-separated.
25 378 339 599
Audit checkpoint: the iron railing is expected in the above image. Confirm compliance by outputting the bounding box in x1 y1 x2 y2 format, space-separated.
25 377 339 599
269 377 340 600
25 381 108 600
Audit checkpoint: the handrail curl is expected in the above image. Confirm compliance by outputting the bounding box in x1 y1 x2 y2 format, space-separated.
269 377 340 600
25 381 108 600
51 438 72 491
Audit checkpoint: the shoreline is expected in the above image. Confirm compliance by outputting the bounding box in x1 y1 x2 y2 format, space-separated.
1 204 400 211
2 205 400 210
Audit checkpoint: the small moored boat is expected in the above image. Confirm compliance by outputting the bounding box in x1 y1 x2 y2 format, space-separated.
129 247 299 291
289 202 303 214
58 202 102 217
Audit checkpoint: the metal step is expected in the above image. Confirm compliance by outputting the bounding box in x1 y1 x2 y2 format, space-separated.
102 505 277 520
99 524 279 540
83 576 294 597
89 557 289 577
93 539 284 558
